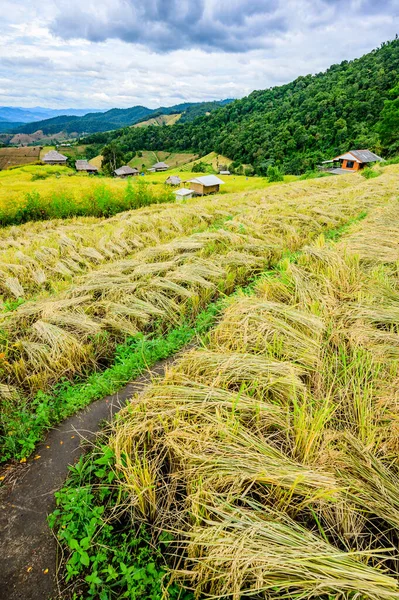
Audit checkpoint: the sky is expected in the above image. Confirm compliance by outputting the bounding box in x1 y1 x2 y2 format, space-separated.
0 0 398 110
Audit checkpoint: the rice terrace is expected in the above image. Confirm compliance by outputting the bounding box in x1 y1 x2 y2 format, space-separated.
2 15 399 600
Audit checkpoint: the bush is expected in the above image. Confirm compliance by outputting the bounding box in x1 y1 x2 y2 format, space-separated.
361 166 381 179
244 166 254 177
267 165 284 182
191 161 207 173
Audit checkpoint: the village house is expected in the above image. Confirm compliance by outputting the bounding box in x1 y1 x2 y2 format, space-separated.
219 170 231 175
42 150 68 166
148 161 169 172
322 149 383 174
114 165 139 178
165 175 181 186
75 160 98 174
174 188 194 200
188 175 225 196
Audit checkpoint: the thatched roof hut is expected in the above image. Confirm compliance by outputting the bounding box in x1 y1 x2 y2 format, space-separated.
148 162 169 172
42 150 68 165
114 165 139 177
165 176 181 186
75 160 98 173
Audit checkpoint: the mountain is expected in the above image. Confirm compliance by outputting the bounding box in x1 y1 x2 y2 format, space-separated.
0 106 103 123
12 100 234 137
0 122 24 133
84 40 399 174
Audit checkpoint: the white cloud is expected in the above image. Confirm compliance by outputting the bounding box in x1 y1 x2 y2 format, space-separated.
0 0 398 109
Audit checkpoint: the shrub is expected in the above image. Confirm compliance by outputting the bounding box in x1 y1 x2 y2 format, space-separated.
361 166 381 179
267 165 284 182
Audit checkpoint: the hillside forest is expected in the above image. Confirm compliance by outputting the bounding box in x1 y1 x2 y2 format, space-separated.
84 39 399 175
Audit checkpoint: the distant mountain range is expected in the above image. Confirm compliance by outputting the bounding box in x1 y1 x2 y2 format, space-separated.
0 106 102 123
3 100 233 138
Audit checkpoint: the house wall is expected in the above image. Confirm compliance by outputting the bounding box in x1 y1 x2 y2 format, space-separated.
43 160 67 166
342 159 361 171
189 183 220 196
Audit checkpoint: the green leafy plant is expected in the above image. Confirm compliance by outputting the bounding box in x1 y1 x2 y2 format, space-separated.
50 446 193 599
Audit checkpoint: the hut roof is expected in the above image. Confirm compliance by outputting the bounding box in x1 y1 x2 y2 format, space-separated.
42 150 68 162
114 165 139 176
166 176 181 185
219 170 231 175
332 149 383 163
75 160 98 172
174 188 193 197
153 162 169 169
189 175 225 186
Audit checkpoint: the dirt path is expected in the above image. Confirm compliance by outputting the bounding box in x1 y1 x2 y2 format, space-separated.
0 357 174 600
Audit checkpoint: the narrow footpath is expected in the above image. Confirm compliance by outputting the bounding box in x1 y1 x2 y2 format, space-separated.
0 357 174 600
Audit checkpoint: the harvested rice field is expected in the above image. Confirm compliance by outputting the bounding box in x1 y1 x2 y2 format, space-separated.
2 165 399 600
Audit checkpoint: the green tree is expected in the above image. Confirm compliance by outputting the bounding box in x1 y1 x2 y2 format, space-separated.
377 83 399 148
101 143 125 175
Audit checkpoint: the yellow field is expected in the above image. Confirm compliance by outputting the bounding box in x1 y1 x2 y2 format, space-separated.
0 165 130 210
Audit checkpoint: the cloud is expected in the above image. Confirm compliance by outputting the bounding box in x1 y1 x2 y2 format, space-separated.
0 0 398 110
50 0 286 53
0 56 54 69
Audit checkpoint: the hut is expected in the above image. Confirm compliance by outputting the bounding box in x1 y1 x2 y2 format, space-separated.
321 149 383 174
75 160 98 174
148 162 169 172
188 175 225 196
174 188 194 200
165 175 181 186
42 150 68 166
219 170 231 175
114 165 139 178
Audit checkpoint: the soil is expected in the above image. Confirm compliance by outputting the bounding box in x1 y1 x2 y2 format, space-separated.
0 358 174 600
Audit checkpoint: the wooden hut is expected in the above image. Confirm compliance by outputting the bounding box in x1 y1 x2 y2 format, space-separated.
114 165 139 178
188 175 225 196
42 150 68 166
174 188 194 200
165 176 181 186
148 162 169 172
75 160 98 174
322 149 383 174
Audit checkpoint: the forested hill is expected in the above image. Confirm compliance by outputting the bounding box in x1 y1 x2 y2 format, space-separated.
85 39 399 174
13 100 233 136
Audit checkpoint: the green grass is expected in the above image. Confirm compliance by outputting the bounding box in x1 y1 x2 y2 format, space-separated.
0 301 222 462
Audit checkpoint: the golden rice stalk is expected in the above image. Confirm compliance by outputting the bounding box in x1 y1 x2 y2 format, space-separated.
32 320 83 356
173 349 305 404
0 383 18 399
31 268 47 285
166 425 339 504
45 312 103 336
79 246 104 262
177 503 399 600
211 298 324 368
4 277 24 298
337 435 399 531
